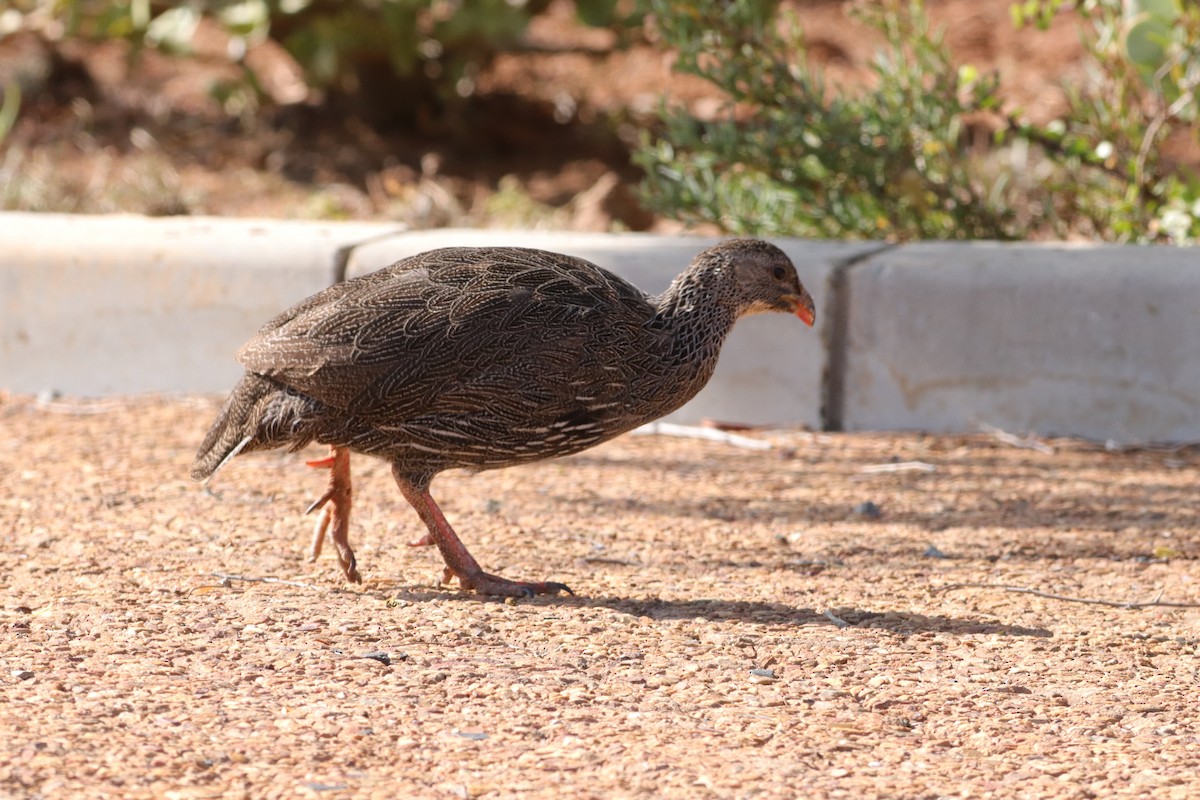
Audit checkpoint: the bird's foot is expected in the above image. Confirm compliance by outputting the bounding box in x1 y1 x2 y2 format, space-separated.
391 473 571 598
443 568 573 598
309 502 362 584
305 447 361 584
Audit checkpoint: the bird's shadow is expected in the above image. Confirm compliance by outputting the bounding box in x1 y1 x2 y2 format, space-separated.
376 585 1052 638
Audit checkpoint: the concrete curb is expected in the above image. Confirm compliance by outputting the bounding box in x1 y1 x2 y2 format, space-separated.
1 214 402 394
2 214 1196 443
840 242 1200 444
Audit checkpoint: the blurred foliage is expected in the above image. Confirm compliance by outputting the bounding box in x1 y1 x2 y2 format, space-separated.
1011 0 1200 242
0 0 630 126
636 0 1200 243
636 0 1015 240
3 0 1198 241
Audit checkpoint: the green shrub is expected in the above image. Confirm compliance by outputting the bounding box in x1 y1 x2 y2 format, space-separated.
1012 0 1200 243
637 0 1200 243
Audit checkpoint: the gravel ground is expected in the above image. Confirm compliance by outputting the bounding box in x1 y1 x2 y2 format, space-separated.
2 394 1198 799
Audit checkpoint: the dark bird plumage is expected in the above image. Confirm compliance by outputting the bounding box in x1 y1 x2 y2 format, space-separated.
193 239 815 596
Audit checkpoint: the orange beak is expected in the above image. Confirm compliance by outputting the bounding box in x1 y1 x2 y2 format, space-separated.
782 293 816 327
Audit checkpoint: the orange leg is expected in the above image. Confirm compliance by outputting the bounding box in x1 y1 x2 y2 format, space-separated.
305 446 361 584
392 468 571 598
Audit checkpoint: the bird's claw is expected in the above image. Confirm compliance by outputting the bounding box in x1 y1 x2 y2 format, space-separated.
309 502 362 583
443 570 573 598
305 455 338 469
305 487 335 516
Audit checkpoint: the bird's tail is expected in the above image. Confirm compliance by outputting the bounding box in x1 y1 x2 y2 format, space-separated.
191 372 305 482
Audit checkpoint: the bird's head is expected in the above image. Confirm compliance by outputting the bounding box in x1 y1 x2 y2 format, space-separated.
710 239 816 326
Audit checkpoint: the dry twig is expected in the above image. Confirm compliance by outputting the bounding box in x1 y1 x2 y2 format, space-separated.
979 423 1055 455
34 398 124 415
822 610 851 628
934 582 1200 610
206 572 325 591
860 461 936 474
1101 439 1200 454
633 421 772 450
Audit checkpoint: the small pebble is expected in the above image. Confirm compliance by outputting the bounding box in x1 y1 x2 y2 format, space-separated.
924 544 948 559
853 501 882 519
12 670 34 681
452 730 489 741
360 651 391 666
749 668 777 684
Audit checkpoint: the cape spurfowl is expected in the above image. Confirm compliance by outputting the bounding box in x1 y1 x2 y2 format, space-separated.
192 240 816 597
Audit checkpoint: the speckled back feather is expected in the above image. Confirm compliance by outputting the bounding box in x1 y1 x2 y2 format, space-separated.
191 240 809 482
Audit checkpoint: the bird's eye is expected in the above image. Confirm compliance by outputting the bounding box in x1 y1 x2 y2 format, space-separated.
772 266 787 280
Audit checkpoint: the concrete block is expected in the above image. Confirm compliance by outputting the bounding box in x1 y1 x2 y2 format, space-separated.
0 213 400 395
841 242 1200 443
348 230 880 427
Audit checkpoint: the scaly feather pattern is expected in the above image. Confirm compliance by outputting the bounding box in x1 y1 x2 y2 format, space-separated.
191 240 815 595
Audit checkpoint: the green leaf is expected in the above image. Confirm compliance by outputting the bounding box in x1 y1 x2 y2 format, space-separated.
218 0 270 39
0 80 21 145
1124 17 1171 68
1128 0 1181 20
146 6 200 54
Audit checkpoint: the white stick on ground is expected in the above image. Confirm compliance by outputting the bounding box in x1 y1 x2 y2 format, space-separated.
860 461 937 473
633 421 773 450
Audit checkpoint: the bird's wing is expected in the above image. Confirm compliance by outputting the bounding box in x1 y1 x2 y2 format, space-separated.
236 247 654 421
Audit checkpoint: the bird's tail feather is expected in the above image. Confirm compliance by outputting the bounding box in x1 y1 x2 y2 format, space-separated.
191 373 293 482
199 434 253 485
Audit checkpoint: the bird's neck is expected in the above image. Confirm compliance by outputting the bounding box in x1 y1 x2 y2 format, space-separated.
652 264 740 371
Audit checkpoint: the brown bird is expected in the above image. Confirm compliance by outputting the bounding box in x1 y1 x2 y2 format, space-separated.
192 240 816 597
